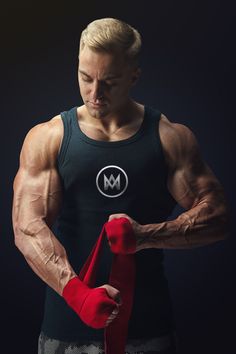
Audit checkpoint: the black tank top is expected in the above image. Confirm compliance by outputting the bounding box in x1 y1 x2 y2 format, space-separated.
41 105 177 341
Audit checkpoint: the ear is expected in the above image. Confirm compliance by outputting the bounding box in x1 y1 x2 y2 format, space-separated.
131 67 141 86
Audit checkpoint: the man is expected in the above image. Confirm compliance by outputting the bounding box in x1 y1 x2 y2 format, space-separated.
12 18 229 354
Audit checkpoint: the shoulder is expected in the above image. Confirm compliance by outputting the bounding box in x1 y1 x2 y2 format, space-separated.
20 114 63 170
159 113 201 170
25 114 63 144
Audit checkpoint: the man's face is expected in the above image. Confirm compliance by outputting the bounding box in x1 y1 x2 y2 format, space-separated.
78 45 139 119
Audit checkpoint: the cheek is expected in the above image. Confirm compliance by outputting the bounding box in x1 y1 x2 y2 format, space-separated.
79 81 89 96
111 84 130 98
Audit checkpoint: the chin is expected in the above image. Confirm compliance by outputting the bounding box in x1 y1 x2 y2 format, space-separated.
87 104 110 119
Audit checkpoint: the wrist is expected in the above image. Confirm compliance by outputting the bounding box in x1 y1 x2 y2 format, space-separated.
136 223 154 251
137 220 181 250
62 276 90 313
136 222 171 250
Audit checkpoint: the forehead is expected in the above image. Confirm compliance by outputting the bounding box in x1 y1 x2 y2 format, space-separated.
79 46 128 74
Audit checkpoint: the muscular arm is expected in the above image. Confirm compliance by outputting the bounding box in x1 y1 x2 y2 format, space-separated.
12 118 77 295
111 115 230 250
138 115 230 249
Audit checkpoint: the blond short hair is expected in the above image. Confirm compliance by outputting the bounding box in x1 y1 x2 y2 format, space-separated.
79 18 142 66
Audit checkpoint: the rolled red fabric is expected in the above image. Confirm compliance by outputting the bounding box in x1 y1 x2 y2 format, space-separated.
63 217 136 353
105 217 136 254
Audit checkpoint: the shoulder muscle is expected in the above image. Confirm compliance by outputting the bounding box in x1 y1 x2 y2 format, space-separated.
19 115 63 174
159 114 202 172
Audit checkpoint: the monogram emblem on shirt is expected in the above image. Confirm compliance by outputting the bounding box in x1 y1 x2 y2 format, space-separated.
104 173 121 190
96 165 128 198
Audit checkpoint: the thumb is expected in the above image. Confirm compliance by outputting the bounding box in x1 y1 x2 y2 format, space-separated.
108 213 128 222
99 284 122 305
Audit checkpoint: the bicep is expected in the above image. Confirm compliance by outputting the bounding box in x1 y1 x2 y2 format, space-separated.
162 120 223 210
167 159 221 210
13 166 62 228
13 124 63 229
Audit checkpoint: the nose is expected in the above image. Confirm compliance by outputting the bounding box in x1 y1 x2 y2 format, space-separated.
90 80 104 101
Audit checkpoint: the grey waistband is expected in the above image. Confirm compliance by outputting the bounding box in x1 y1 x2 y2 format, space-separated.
38 331 177 354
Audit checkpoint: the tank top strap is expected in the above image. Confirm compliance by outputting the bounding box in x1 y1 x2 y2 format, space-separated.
144 105 161 133
142 106 166 161
57 107 75 167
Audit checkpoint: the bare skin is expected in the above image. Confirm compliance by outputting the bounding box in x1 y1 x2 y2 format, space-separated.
109 114 230 250
12 46 230 328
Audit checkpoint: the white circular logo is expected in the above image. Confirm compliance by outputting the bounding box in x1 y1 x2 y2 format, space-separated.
96 165 128 198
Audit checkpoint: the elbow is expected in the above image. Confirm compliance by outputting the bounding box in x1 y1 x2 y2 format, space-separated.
13 219 34 258
13 218 20 246
12 207 25 252
14 229 33 261
13 221 25 253
14 238 25 255
13 217 47 257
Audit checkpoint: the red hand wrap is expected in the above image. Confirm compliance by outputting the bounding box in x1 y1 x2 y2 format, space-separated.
105 217 136 254
62 277 117 329
62 217 136 354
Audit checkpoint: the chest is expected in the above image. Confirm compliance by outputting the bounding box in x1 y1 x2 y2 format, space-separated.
78 118 143 142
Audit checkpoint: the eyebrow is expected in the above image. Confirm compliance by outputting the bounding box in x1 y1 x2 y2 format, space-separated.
79 69 122 80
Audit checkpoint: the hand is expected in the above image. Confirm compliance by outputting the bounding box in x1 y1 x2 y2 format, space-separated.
63 277 120 329
98 284 122 327
108 213 144 252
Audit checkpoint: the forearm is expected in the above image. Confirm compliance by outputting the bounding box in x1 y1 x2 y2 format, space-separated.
137 199 230 250
14 219 77 295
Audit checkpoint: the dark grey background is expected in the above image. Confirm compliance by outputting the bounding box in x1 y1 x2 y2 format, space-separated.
1 1 235 353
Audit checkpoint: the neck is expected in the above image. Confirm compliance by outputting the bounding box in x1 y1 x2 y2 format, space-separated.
82 100 140 130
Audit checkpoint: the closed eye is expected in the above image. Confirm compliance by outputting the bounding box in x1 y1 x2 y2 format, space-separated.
104 81 118 87
80 73 92 83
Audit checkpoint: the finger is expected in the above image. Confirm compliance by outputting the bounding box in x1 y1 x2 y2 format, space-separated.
106 318 113 326
106 315 117 326
108 213 127 221
106 306 119 325
108 308 119 319
104 286 121 303
114 293 122 305
109 310 118 319
107 315 116 323
112 307 119 314
108 214 118 221
99 285 122 307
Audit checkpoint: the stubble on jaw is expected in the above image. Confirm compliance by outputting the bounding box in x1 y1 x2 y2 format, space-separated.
85 104 111 120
